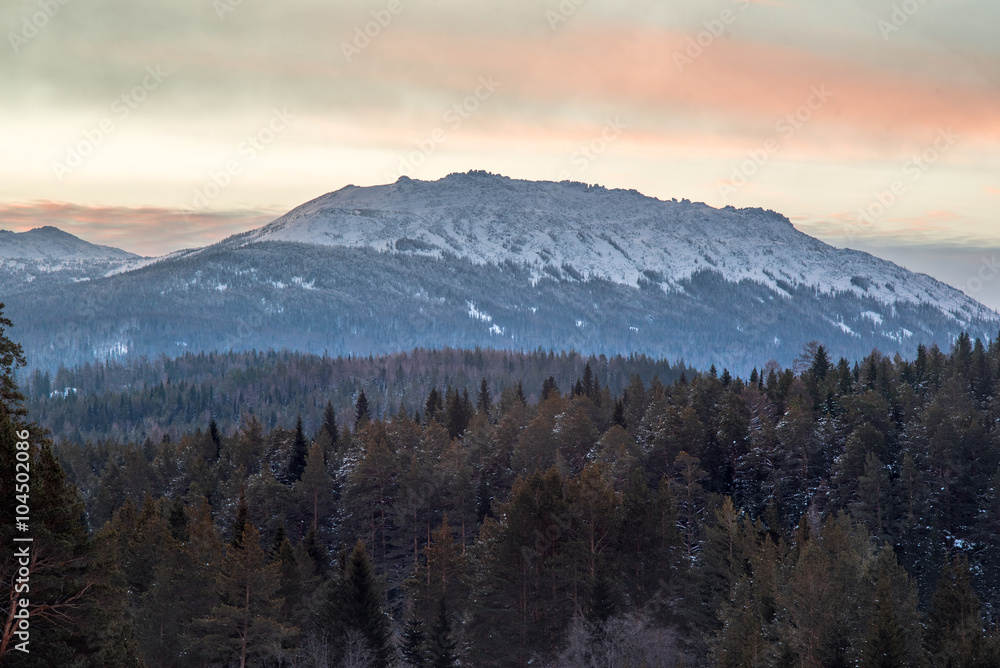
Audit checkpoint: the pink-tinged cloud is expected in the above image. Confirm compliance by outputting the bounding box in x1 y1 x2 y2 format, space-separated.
0 202 277 256
365 25 1000 147
986 187 1000 195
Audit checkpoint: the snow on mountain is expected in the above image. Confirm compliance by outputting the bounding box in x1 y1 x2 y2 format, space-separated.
0 226 138 262
234 171 995 325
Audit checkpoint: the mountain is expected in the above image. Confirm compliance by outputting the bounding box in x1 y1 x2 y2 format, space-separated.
0 226 142 296
0 226 138 261
3 172 998 374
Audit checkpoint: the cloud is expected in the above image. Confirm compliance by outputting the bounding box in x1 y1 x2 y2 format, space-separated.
0 202 276 256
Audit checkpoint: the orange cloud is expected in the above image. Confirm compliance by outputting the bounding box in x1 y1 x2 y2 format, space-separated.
0 202 277 256
360 24 1000 148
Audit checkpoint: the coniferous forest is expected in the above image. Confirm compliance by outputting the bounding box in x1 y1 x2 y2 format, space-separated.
4 306 1000 667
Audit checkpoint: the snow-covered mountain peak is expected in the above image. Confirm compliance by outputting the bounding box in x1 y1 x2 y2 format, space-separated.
234 172 994 324
0 226 138 262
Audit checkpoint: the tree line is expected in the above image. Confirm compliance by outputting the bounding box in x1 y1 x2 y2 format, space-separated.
4 301 1000 665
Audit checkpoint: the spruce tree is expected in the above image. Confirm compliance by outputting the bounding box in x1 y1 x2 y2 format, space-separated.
427 597 458 668
355 390 371 429
810 345 831 380
475 471 493 524
200 523 291 667
322 400 339 445
324 541 395 667
231 485 249 549
425 388 443 424
209 418 222 461
477 378 492 417
926 556 983 666
168 497 189 542
287 414 309 483
400 617 428 667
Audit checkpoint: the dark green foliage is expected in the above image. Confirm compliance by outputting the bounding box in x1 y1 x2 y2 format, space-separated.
477 378 492 416
322 400 338 445
20 332 1000 667
323 541 395 667
541 375 559 401
230 486 248 549
427 598 458 668
926 556 983 667
168 497 189 542
286 414 308 483
355 390 371 429
401 617 428 667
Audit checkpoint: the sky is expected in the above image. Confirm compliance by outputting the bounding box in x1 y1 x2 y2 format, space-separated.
2 0 998 308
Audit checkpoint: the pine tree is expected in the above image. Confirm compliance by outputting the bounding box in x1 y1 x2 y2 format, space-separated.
356 390 371 429
476 471 493 524
425 388 443 424
168 497 189 542
286 413 309 483
209 418 223 461
477 378 492 417
199 523 292 667
541 376 559 401
926 556 983 667
324 541 395 667
0 304 143 664
231 485 249 549
582 362 595 399
401 617 428 667
810 345 831 380
861 553 908 668
297 441 330 531
427 597 458 668
322 400 339 445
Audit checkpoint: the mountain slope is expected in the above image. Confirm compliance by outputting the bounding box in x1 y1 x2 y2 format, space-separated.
231 171 991 323
3 172 997 373
0 226 138 261
0 226 142 295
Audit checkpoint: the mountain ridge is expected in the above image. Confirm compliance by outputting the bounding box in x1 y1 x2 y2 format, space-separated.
2 172 997 373
0 225 139 261
221 171 993 324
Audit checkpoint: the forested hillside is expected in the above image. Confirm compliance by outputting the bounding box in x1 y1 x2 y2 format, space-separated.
17 330 1000 667
22 347 689 444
